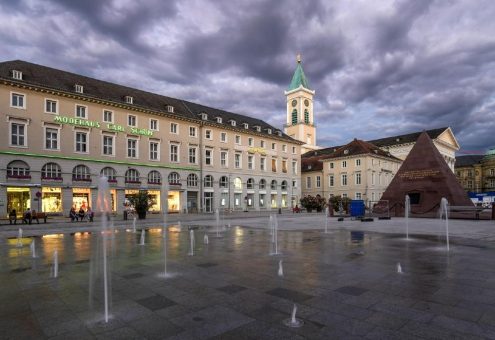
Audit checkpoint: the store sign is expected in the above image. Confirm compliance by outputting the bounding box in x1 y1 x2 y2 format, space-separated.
54 115 153 136
247 147 267 155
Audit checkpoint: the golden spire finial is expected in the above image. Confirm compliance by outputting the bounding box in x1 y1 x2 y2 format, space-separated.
296 53 301 63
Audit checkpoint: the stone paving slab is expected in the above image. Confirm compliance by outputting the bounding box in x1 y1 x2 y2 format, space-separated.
2 219 495 338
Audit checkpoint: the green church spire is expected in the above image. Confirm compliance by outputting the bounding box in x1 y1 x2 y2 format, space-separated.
288 54 310 91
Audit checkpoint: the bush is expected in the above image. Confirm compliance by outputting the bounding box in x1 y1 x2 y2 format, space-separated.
329 195 352 213
300 195 326 211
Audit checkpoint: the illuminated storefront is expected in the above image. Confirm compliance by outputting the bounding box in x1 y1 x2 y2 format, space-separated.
271 194 277 208
168 191 180 213
42 187 62 213
148 190 161 212
7 187 30 214
73 188 91 211
109 189 117 212
281 194 288 208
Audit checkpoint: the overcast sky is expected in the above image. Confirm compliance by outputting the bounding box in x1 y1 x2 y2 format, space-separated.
1 0 495 153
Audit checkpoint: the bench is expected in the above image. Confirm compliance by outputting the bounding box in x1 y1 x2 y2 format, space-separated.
449 206 485 220
21 212 47 224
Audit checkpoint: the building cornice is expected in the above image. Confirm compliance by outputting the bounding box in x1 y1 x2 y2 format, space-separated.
0 150 199 171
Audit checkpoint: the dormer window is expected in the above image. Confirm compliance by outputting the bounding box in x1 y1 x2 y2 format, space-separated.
12 70 22 80
167 105 174 113
216 117 222 124
277 131 282 136
125 96 133 104
255 125 261 132
74 84 84 93
267 128 272 134
344 149 349 155
243 123 248 129
201 113 208 120
230 120 236 127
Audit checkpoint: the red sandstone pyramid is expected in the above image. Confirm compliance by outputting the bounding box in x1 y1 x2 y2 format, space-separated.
380 131 472 216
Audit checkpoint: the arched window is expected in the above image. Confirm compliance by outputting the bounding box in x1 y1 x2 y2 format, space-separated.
72 165 90 180
247 178 255 189
187 174 198 187
234 177 242 190
271 180 277 190
41 162 61 179
304 109 309 124
281 180 288 190
7 160 30 178
168 172 180 185
101 167 116 181
125 169 140 183
148 170 161 184
259 179 266 190
291 109 297 125
204 175 213 188
219 176 229 188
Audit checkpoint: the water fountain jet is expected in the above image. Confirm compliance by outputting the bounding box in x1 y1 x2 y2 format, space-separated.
405 195 410 240
439 197 450 251
283 304 304 328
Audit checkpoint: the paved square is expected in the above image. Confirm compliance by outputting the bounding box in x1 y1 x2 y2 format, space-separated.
2 215 495 339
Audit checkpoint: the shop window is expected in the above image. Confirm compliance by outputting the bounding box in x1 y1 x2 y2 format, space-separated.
42 187 62 213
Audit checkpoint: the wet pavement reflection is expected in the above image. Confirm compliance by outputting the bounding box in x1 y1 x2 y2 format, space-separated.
2 224 495 339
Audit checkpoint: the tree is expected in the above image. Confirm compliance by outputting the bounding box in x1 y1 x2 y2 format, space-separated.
329 195 351 214
127 190 154 219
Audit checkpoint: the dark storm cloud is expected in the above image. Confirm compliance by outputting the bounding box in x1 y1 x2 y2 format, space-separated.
49 0 178 53
1 0 495 152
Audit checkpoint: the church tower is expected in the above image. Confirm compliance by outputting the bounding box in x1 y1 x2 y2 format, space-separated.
284 55 318 153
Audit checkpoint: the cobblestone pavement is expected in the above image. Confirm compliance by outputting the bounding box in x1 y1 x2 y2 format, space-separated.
2 215 495 339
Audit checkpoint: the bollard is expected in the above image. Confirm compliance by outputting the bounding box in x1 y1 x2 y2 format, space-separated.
123 210 128 220
278 208 282 214
492 203 495 220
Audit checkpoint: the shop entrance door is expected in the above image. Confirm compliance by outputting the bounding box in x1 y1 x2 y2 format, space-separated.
187 191 198 213
204 192 213 213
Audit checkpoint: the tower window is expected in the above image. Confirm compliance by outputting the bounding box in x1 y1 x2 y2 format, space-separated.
291 109 297 125
304 109 309 124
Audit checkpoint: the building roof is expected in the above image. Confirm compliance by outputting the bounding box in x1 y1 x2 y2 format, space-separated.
0 60 301 143
301 139 401 172
368 127 447 148
301 127 449 159
288 59 310 91
455 155 484 168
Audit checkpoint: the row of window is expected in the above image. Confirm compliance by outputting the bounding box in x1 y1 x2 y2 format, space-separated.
5 160 294 190
9 122 298 172
10 93 296 152
305 172 391 189
327 159 398 170
9 85 285 136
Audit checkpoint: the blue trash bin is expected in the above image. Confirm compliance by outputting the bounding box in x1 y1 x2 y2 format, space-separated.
350 200 365 217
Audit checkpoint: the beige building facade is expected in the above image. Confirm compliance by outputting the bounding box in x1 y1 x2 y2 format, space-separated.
0 60 302 217
301 139 402 204
455 150 495 195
